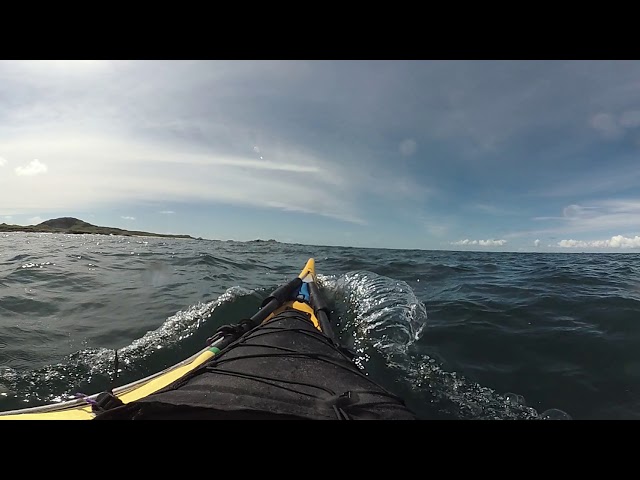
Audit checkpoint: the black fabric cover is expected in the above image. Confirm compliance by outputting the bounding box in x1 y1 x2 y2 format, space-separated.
95 308 417 420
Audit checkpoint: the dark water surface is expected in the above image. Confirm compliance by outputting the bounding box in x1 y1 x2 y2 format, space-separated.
2 232 639 419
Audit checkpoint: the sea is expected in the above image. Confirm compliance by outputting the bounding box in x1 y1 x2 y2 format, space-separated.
1 232 638 420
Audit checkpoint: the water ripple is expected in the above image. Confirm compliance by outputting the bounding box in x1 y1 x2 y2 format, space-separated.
1 234 638 419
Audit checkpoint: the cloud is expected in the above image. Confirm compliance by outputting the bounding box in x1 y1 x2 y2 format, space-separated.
159 210 175 214
588 109 640 140
534 239 540 247
557 200 640 233
426 224 448 237
468 203 518 216
480 239 507 246
14 159 47 176
10 60 640 249
0 156 6 166
399 139 417 156
557 235 640 248
11 60 110 75
532 164 640 198
452 238 507 246
619 110 640 128
589 113 623 139
121 216 135 220
0 133 368 225
27 216 43 225
3 216 12 220
512 199 640 239
188 157 321 174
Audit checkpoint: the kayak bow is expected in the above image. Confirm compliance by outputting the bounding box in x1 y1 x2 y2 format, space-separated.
0 257 328 420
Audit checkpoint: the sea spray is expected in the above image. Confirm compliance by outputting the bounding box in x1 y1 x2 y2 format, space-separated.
0 286 255 409
320 270 570 419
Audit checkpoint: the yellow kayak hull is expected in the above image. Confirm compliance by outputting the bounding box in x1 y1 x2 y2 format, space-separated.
0 258 321 420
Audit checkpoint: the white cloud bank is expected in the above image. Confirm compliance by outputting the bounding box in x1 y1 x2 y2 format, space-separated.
121 216 136 221
558 235 640 248
15 159 47 176
159 210 175 215
452 238 507 246
0 156 6 167
534 239 541 247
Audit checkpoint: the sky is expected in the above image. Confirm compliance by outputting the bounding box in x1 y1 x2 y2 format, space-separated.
2 60 640 252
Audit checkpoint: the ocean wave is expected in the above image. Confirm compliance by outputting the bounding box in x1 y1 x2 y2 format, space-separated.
319 271 427 351
0 286 255 409
320 270 570 419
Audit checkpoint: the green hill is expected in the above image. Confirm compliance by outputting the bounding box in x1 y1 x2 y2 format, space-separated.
0 217 193 239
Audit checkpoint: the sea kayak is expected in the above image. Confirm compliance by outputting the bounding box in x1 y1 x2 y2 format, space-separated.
0 258 416 420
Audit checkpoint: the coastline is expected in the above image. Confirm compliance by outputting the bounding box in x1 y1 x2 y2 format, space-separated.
0 218 194 239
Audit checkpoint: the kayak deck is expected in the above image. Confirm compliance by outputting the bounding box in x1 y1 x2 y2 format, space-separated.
0 258 322 420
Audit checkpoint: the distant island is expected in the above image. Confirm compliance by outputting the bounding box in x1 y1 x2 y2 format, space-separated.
0 217 193 239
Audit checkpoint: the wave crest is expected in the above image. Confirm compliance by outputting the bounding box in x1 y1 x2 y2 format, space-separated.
319 271 427 351
319 270 571 420
0 286 254 409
